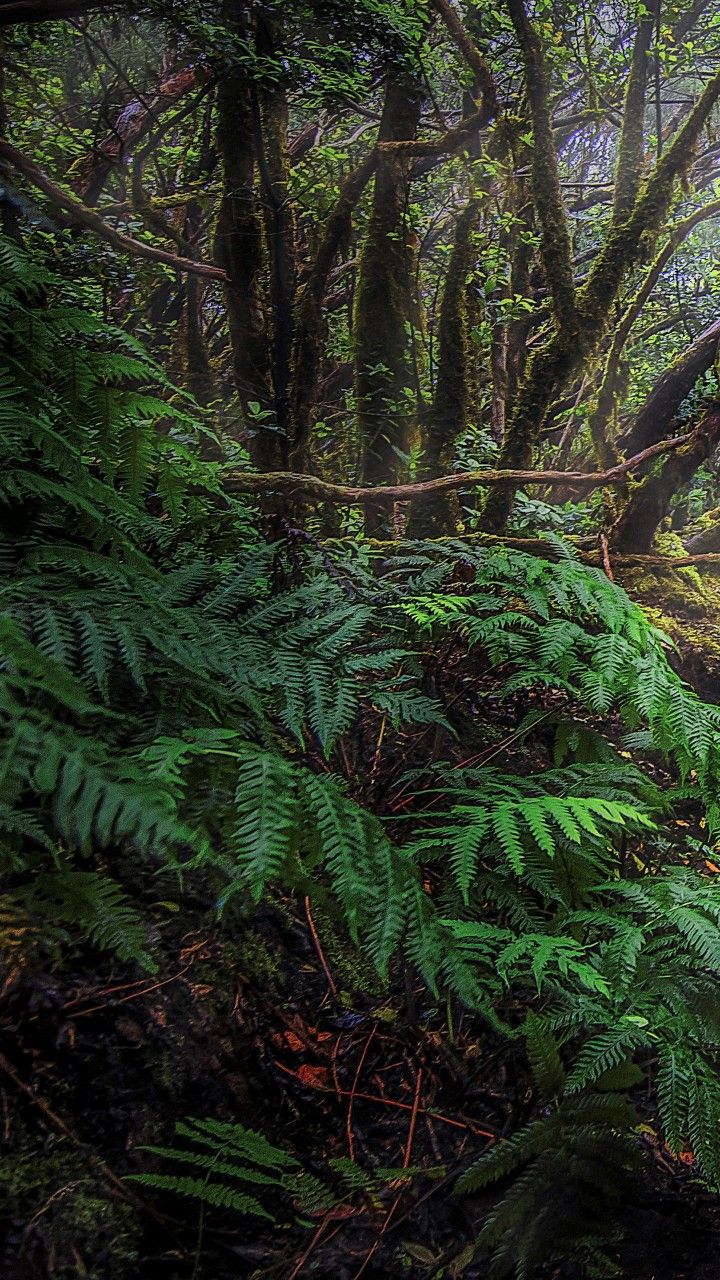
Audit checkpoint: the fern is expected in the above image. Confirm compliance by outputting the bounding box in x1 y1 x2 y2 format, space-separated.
24 870 156 971
128 1114 429 1224
456 1028 643 1280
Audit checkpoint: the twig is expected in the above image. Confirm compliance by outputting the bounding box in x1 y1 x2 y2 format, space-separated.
304 896 338 999
599 531 614 580
352 1067 424 1278
402 1065 423 1168
70 961 196 1017
346 1026 377 1161
287 1218 329 1280
273 1059 497 1137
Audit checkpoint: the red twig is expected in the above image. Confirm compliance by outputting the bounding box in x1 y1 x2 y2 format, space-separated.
70 963 195 1017
352 1067 424 1278
402 1065 423 1168
273 1059 497 1138
346 1026 377 1161
287 1215 330 1280
304 896 338 998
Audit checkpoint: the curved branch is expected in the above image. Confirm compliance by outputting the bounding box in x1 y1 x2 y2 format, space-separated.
428 0 499 123
587 199 720 458
224 432 690 505
0 141 227 281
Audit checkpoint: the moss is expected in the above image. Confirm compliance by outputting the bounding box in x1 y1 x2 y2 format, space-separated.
618 562 720 696
309 905 383 1001
508 0 576 332
238 926 285 993
0 1131 140 1279
481 332 583 532
620 563 712 618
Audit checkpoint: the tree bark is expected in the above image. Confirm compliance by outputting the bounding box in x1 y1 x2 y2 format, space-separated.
408 199 479 536
254 10 295 464
213 19 277 467
289 153 377 471
354 73 423 536
612 405 720 552
621 316 720 457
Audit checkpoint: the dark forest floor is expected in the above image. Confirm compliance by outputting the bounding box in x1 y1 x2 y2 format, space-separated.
5 870 720 1279
5 565 720 1279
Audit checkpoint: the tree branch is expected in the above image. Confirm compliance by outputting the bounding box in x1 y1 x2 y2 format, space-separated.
0 0 117 22
224 432 690 505
586 199 720 458
428 0 499 123
580 65 720 324
622 317 720 456
506 0 577 333
612 0 658 221
377 107 489 157
0 141 227 281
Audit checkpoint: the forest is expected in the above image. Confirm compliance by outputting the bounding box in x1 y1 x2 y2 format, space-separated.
5 0 720 1275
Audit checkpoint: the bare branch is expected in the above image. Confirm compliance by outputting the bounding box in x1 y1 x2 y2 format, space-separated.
0 141 227 281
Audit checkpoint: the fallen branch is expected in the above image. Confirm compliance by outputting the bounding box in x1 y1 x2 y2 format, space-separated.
224 432 691 504
0 141 227 281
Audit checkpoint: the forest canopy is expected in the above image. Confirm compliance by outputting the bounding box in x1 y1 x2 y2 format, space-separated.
5 1 720 1277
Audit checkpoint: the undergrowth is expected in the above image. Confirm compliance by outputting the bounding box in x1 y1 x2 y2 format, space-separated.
5 234 720 1276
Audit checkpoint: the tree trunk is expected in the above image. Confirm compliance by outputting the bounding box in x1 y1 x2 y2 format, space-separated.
214 26 277 468
612 405 720 552
254 11 295 465
354 73 423 537
289 155 377 471
408 199 479 536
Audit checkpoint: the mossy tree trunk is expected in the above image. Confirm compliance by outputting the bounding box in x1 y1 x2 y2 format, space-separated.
408 198 479 537
354 72 423 537
289 154 377 472
214 8 277 469
612 404 720 552
254 9 295 466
